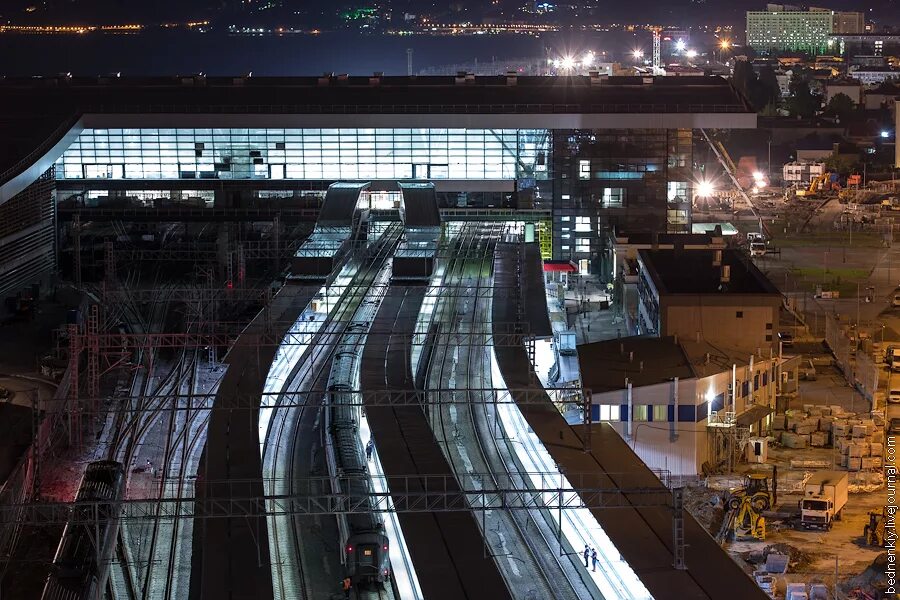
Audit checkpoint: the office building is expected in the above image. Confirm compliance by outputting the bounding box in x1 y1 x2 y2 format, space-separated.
746 6 833 54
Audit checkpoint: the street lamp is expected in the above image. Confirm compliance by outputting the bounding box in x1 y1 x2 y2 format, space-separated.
696 180 715 198
632 49 644 60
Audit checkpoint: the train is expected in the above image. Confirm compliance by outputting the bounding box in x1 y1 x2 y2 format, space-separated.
41 460 126 600
323 295 392 587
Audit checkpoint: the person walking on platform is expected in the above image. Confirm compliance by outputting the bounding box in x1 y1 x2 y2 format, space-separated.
583 544 590 567
366 438 374 461
591 548 598 572
342 577 352 599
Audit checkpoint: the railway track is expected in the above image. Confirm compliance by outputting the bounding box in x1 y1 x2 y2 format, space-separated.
426 222 584 600
263 223 402 600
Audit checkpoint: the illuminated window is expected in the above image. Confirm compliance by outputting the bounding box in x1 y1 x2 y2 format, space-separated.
653 405 669 422
598 405 619 421
579 159 590 179
602 188 625 207
574 216 591 232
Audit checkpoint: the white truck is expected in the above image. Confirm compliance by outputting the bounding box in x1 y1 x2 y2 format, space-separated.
800 471 849 530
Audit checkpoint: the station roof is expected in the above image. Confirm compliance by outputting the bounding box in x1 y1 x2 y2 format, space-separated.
0 74 755 197
638 248 781 296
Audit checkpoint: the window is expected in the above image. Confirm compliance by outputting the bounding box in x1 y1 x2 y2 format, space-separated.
632 405 649 421
602 188 625 207
736 311 743 318
652 405 669 422
576 238 590 252
579 159 590 180
597 405 619 421
575 216 591 232
766 322 773 330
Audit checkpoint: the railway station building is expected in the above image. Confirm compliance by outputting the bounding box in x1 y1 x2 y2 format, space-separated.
0 74 755 311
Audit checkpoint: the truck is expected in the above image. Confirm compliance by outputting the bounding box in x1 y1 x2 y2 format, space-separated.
800 471 849 530
892 348 900 372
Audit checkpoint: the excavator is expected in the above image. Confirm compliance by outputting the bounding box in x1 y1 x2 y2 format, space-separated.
864 508 887 546
721 467 778 541
796 172 842 198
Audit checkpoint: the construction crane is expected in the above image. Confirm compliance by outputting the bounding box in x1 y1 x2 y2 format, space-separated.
652 27 662 74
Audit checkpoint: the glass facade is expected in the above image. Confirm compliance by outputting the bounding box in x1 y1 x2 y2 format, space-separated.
550 129 694 277
56 128 549 181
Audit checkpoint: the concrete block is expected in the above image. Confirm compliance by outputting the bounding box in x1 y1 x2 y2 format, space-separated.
818 416 834 432
861 419 876 432
787 583 807 600
772 414 786 430
872 430 885 445
781 432 808 449
810 431 828 447
837 438 851 454
809 406 823 416
870 442 884 456
840 454 849 468
809 584 829 600
849 443 864 458
786 415 801 431
848 457 863 471
795 423 817 435
832 421 849 438
830 405 844 415
819 407 833 416
861 443 872 457
862 456 883 470
852 424 869 438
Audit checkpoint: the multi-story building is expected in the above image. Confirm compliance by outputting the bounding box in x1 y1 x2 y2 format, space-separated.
0 75 755 309
832 11 865 35
746 6 833 54
636 248 783 354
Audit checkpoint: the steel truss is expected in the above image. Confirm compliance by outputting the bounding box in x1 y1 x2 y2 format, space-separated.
6 474 677 525
49 387 586 415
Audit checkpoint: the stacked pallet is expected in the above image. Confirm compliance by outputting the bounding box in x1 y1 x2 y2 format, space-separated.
771 405 884 471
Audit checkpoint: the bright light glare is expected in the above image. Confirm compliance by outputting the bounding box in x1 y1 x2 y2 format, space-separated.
675 39 686 51
582 51 595 67
685 49 698 58
752 170 764 180
560 55 576 70
882 131 890 138
632 49 644 59
705 388 716 403
696 180 715 197
757 181 767 188
719 39 730 49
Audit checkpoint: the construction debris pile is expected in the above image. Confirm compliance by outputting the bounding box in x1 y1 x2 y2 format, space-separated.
773 405 885 475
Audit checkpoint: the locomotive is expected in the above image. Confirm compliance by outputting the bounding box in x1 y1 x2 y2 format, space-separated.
324 299 391 587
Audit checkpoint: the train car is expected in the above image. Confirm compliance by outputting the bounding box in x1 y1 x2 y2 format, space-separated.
42 460 126 600
324 304 391 587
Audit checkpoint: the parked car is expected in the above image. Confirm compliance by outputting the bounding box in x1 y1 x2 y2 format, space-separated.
778 332 794 347
893 293 900 308
890 389 900 405
800 359 817 381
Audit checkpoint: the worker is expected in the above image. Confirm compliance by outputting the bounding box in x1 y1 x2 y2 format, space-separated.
591 548 598 572
342 576 352 599
366 438 374 461
583 544 590 567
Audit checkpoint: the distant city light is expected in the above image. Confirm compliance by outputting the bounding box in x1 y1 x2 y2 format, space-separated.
632 49 644 59
685 49 698 58
675 39 686 52
560 55 576 70
582 51 595 67
696 180 715 198
881 131 890 138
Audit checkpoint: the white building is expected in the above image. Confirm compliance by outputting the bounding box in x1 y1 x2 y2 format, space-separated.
746 6 833 54
578 336 784 476
783 161 825 184
849 67 900 86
